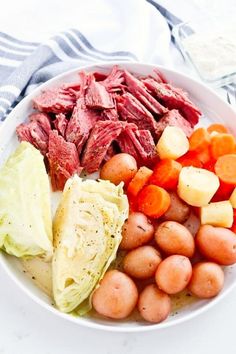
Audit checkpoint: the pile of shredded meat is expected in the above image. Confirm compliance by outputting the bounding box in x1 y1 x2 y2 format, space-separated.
16 65 201 190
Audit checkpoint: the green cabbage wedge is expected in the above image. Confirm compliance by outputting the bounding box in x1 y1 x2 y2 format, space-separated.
0 142 53 259
52 175 129 314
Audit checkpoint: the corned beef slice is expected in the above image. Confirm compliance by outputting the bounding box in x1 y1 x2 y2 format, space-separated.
53 113 68 137
33 87 76 114
116 123 157 167
81 121 123 173
124 70 167 115
101 65 125 92
103 144 117 162
16 112 51 155
65 98 100 154
47 130 82 191
117 93 159 138
85 75 114 109
143 78 201 126
155 110 193 138
116 124 140 163
65 73 101 154
101 108 119 121
29 112 51 135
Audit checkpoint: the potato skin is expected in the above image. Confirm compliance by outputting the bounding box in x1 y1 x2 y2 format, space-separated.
162 192 190 223
92 270 138 319
196 225 236 265
188 262 224 298
138 284 171 323
100 153 137 186
155 255 192 294
155 221 195 258
123 246 162 279
120 212 154 250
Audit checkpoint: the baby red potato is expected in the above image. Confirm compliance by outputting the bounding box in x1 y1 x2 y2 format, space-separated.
188 262 224 298
155 255 192 294
92 270 138 319
123 246 162 279
138 284 171 323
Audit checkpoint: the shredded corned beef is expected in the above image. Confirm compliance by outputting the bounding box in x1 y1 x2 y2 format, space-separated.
116 93 159 138
85 74 114 109
47 130 82 191
81 120 123 173
155 109 193 138
53 113 68 137
16 112 51 156
143 78 201 126
16 65 201 190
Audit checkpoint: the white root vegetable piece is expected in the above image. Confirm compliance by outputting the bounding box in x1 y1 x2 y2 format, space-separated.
177 167 220 207
230 188 236 208
200 201 233 228
156 126 189 160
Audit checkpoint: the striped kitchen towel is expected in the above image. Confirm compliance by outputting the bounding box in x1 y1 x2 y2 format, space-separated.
0 30 137 121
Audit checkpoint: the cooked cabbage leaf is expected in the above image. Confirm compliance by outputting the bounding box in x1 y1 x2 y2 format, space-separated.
52 175 128 314
0 142 53 258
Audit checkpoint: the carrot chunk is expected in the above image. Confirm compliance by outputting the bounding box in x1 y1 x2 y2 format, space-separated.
207 123 228 134
196 147 211 164
211 180 234 202
210 133 235 160
189 127 210 152
177 151 203 168
215 154 236 185
138 185 170 218
149 159 182 190
127 166 153 197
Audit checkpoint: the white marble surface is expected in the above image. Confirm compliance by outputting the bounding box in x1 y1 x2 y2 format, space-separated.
1 1 236 353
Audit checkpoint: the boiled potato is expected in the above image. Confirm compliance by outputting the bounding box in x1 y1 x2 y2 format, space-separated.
138 284 171 323
100 153 137 185
183 212 201 237
120 212 154 250
155 221 195 258
177 167 220 207
200 201 233 228
123 246 162 279
230 188 236 208
162 192 190 223
188 262 224 298
92 270 138 319
196 225 236 265
156 126 189 160
155 255 192 294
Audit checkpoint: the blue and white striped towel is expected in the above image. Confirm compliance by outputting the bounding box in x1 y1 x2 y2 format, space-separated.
0 0 172 121
0 30 137 121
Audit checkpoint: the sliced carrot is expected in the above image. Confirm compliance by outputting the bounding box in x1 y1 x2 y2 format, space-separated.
149 159 182 190
137 185 170 218
211 180 234 202
127 166 153 197
189 127 211 152
128 195 138 212
177 151 203 168
196 147 211 164
207 123 228 134
210 133 235 160
215 154 236 185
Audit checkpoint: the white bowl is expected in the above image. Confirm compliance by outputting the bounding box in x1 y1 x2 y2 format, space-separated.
0 62 236 332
